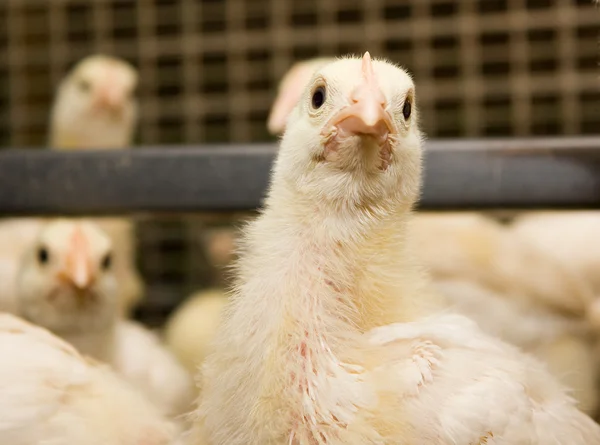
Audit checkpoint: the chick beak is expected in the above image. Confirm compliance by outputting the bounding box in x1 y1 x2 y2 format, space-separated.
58 230 94 292
328 52 394 145
94 86 124 115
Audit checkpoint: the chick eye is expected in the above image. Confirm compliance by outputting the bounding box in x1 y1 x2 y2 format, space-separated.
101 253 112 271
37 247 49 265
78 79 91 93
402 98 412 120
311 86 326 109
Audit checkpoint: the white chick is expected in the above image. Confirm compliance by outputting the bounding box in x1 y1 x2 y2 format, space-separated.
511 211 600 325
0 312 175 445
189 53 600 445
409 213 600 414
267 57 333 135
49 54 144 317
50 54 138 150
164 288 228 375
17 219 195 420
268 58 600 416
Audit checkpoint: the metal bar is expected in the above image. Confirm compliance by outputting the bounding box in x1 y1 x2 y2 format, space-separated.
0 137 598 215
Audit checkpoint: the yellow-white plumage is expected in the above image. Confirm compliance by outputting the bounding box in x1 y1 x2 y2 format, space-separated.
267 57 333 135
112 319 197 419
511 211 600 326
17 219 194 420
266 57 600 417
0 218 45 313
189 54 600 444
0 312 175 445
409 213 599 415
164 289 228 375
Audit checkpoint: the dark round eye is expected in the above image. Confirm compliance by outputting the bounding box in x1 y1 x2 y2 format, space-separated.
37 247 49 265
101 253 112 271
402 99 412 120
311 86 326 109
78 79 91 93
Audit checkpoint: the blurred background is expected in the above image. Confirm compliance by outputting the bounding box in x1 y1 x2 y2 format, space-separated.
0 0 598 325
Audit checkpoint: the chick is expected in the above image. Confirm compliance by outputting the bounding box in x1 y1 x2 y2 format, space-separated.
0 312 175 445
164 289 228 375
511 211 600 325
409 212 599 414
267 57 333 135
268 57 600 416
49 54 144 317
17 219 194 420
50 54 138 150
188 53 600 445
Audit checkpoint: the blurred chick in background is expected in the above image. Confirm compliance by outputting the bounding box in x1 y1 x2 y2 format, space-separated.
164 225 240 374
50 54 144 317
409 212 599 414
511 212 600 325
50 54 138 150
164 288 227 375
266 57 332 135
17 219 194 420
0 312 176 445
262 57 600 415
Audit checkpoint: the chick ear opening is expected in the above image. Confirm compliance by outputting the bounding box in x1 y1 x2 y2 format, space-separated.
267 59 330 136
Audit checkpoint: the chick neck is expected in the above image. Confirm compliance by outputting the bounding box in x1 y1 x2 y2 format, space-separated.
248 167 435 334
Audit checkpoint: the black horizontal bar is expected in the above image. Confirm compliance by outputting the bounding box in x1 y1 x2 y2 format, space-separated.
0 137 598 215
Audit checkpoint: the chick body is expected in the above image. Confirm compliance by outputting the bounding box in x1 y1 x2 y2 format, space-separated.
191 54 600 445
0 312 175 445
268 57 600 417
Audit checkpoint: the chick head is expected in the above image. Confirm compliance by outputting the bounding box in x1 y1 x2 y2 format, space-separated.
50 54 138 149
276 52 423 210
17 219 119 334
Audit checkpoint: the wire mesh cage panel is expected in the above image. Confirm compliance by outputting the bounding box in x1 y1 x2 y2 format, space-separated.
1 0 598 147
0 0 598 324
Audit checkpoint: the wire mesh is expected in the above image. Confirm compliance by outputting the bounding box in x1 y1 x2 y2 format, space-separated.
0 0 598 324
0 0 598 147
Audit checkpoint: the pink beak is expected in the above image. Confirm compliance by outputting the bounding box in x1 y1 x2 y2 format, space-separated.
326 52 394 144
94 86 124 112
57 228 94 291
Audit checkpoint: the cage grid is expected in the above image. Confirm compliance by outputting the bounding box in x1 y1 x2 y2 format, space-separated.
0 0 598 147
0 0 598 324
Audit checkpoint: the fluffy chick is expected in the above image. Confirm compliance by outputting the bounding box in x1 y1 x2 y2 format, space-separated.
164 289 228 375
409 212 599 415
49 54 144 317
267 57 333 135
17 219 194 420
188 53 600 445
50 54 138 150
511 211 600 326
268 57 600 415
0 312 175 445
